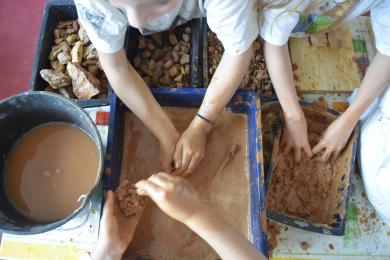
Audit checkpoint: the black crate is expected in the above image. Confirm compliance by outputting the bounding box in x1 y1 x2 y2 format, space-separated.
126 19 202 88
30 0 112 108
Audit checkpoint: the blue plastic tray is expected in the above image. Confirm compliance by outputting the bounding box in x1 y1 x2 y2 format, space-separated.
105 87 268 256
265 101 359 236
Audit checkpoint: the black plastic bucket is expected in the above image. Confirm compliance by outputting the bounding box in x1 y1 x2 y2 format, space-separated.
0 91 104 234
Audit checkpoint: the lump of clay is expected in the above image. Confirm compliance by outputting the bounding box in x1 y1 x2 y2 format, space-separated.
67 62 100 99
40 69 71 89
115 182 144 217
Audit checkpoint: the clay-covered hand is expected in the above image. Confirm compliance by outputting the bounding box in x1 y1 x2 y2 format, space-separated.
173 125 206 176
281 113 313 161
159 133 179 173
313 114 356 161
92 182 141 260
135 172 204 225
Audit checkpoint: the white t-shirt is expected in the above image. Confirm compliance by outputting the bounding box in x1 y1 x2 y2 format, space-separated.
259 0 390 56
74 0 258 55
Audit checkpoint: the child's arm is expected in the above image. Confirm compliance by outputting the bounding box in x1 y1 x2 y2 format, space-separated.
264 42 312 161
313 52 390 161
98 49 179 171
91 186 142 260
136 172 266 260
173 46 253 175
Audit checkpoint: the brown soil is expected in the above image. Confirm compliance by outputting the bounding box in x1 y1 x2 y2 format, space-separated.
266 107 350 225
121 108 250 259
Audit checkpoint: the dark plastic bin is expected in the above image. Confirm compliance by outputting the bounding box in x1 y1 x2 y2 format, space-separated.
264 100 359 236
30 0 113 108
126 19 202 88
105 88 268 257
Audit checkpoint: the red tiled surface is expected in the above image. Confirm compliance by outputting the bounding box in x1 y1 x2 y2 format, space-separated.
0 0 46 99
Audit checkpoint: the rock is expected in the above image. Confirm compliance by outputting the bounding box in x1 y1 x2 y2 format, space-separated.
71 41 84 63
183 33 190 42
174 74 183 82
51 61 65 72
40 69 71 89
54 29 66 39
180 53 190 64
66 34 80 44
66 27 77 34
54 38 65 45
184 64 190 74
78 25 90 45
138 36 146 49
160 73 171 86
172 51 179 62
49 42 70 61
163 60 174 70
147 43 156 51
148 59 156 70
87 65 100 76
184 27 191 34
84 44 98 60
133 56 142 68
67 62 100 99
141 50 151 59
140 64 152 77
169 34 178 45
152 49 164 61
152 33 163 46
168 64 180 77
57 52 71 64
57 20 74 29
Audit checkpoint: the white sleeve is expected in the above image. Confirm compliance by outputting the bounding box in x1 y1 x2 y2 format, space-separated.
259 0 306 46
371 1 390 56
74 0 128 53
204 0 258 55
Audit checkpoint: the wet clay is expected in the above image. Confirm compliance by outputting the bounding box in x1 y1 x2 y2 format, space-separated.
115 183 144 217
121 108 249 259
267 108 349 225
4 123 99 223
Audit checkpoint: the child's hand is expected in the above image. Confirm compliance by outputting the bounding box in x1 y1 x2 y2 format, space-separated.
313 114 355 161
281 115 312 161
93 183 142 259
159 133 179 173
135 172 204 225
173 125 207 176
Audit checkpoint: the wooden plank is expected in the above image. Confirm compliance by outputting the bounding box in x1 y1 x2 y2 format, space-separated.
290 26 360 93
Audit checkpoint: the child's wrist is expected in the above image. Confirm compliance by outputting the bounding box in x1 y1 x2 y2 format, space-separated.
91 240 124 260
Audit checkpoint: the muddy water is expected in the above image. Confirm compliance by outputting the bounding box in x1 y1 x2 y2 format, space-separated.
122 108 249 259
4 123 99 223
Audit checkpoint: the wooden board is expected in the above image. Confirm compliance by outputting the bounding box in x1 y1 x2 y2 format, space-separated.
290 26 360 93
